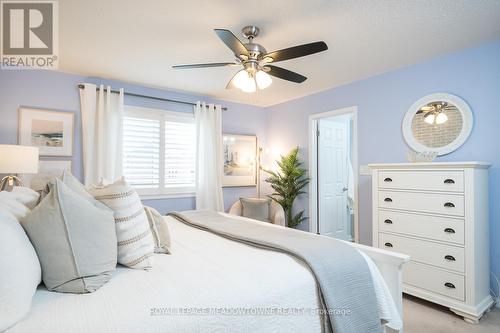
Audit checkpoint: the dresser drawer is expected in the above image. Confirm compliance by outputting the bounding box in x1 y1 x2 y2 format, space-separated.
379 170 464 192
403 261 465 301
378 210 464 245
379 233 465 272
379 191 464 216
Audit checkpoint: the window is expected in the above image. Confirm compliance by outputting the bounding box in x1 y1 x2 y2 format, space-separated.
123 106 196 197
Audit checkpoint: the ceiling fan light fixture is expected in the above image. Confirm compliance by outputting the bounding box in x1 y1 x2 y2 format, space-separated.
241 78 256 93
424 113 435 124
435 112 448 124
233 69 256 93
256 70 272 89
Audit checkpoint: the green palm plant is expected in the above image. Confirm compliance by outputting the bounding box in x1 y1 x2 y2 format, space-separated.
263 147 309 228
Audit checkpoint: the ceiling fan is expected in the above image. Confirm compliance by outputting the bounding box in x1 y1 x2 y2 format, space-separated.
416 102 456 125
173 26 328 93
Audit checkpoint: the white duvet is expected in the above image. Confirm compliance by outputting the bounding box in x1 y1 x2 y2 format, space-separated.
8 215 401 333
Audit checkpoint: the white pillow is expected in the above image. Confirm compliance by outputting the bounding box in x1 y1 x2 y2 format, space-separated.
90 178 154 270
0 208 41 331
0 195 31 220
10 187 40 209
144 206 171 254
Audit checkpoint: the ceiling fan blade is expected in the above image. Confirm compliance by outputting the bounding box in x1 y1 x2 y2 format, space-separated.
263 41 328 63
214 29 249 57
265 65 307 83
172 62 238 69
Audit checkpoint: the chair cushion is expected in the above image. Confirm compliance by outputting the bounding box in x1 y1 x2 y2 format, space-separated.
144 206 171 254
239 198 271 222
21 179 117 293
90 178 154 270
0 203 41 331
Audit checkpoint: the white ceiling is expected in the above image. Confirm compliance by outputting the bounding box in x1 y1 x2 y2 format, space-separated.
60 0 500 107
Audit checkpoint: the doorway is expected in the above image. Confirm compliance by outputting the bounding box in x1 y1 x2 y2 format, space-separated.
309 107 358 242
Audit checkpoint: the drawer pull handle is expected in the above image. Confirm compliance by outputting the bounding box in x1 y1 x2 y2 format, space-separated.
384 177 393 182
384 242 393 248
444 179 455 184
444 202 455 208
384 198 393 203
444 282 456 289
384 219 393 224
445 255 456 261
444 228 455 234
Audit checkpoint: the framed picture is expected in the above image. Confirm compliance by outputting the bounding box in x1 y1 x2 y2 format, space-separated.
19 108 74 156
20 160 72 192
222 134 257 187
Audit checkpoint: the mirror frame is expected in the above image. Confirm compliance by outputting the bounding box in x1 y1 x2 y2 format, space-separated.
402 93 473 156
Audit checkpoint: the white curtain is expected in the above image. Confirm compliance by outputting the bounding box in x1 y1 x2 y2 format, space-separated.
79 83 124 186
195 102 224 211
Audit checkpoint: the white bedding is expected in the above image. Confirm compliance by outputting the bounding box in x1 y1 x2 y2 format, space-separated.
8 215 401 333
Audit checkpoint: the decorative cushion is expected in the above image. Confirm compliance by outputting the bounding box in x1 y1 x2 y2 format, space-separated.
144 206 171 254
239 197 272 222
21 179 117 293
0 206 41 331
55 171 111 211
42 171 94 203
59 171 95 200
90 178 154 270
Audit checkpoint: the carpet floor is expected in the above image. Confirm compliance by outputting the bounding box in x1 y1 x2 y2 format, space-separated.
403 295 499 333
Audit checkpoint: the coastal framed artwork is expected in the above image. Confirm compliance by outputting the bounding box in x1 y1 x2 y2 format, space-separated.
222 134 257 187
20 160 73 192
19 108 74 156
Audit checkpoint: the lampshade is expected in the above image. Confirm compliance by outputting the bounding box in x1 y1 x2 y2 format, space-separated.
424 113 435 124
435 112 448 124
233 69 256 93
256 70 272 89
0 145 39 174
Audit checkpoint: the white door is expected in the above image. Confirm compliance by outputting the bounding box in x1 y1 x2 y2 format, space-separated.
318 118 349 240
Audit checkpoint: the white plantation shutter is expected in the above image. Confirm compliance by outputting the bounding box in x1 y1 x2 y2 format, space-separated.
123 106 196 196
164 121 196 187
123 116 160 188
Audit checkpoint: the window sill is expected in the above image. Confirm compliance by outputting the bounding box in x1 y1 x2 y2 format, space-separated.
139 192 195 200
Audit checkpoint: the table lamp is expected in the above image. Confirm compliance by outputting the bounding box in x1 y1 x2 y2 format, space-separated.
0 145 39 191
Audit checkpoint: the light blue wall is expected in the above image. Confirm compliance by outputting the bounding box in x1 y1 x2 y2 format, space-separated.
265 41 500 290
2 41 499 291
0 70 267 212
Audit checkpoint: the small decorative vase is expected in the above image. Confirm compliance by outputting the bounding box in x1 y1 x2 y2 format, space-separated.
406 151 438 163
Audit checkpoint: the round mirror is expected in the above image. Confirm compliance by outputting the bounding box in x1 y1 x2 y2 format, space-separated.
402 93 473 155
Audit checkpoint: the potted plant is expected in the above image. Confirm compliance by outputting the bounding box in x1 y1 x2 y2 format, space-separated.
263 147 309 228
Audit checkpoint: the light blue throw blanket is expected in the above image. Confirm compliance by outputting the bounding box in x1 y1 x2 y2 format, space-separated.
168 210 382 333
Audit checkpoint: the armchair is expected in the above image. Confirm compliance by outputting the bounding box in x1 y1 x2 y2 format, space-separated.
229 199 286 227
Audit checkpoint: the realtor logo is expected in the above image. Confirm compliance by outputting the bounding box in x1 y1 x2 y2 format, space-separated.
1 0 58 69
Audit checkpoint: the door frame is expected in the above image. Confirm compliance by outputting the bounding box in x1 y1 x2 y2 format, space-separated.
308 106 359 242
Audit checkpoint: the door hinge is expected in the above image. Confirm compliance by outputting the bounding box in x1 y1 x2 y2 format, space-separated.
316 129 320 137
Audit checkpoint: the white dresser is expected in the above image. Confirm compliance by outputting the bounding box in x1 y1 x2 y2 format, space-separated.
369 162 493 323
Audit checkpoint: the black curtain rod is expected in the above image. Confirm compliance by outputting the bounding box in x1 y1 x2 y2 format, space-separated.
77 84 228 111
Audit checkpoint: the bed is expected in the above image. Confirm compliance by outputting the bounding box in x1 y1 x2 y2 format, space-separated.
8 213 409 333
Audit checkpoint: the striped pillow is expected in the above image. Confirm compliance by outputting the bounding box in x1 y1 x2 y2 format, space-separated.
90 178 154 270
